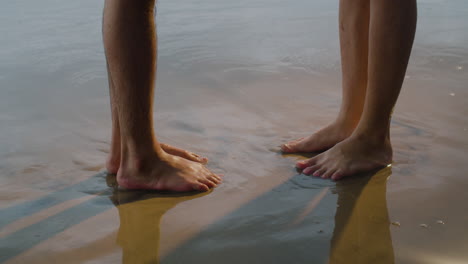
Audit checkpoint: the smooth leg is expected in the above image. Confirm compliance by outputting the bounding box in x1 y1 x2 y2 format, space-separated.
298 0 417 180
282 0 370 153
103 0 221 191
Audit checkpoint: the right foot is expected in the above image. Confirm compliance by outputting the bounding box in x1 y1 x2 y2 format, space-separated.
106 143 208 174
281 121 356 153
117 151 222 192
159 143 209 164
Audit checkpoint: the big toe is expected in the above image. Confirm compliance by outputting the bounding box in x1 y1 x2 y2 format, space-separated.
193 183 210 192
281 143 294 152
281 138 304 153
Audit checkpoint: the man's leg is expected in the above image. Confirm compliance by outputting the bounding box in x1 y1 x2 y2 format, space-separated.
105 63 208 174
103 0 221 191
281 0 370 153
105 63 122 174
297 0 417 180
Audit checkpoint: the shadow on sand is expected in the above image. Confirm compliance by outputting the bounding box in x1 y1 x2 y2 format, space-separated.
1 167 394 264
114 167 395 264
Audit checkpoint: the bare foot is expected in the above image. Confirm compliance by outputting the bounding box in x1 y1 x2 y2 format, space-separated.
117 151 222 192
281 121 356 153
296 135 392 181
106 143 208 174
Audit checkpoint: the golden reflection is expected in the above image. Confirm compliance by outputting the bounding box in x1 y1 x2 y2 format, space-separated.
329 168 394 264
108 174 209 264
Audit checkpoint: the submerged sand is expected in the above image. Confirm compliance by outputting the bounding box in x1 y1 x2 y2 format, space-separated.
1 0 468 263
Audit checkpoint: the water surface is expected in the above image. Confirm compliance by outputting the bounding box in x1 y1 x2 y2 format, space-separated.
1 0 468 263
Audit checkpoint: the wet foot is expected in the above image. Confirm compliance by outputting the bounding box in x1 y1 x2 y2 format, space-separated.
281 121 356 153
296 135 392 181
106 143 208 174
117 151 222 192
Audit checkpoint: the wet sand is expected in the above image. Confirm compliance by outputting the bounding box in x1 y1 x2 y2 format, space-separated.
1 0 468 263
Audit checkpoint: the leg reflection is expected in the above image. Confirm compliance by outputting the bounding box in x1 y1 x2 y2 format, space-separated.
329 168 394 264
108 174 208 264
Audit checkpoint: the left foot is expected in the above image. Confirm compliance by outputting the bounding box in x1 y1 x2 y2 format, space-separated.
281 120 356 153
296 135 392 181
106 143 208 174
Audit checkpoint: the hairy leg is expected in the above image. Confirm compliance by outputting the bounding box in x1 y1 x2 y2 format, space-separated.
105 62 122 174
103 0 221 191
282 0 370 153
105 63 208 174
298 0 417 180
105 50 209 173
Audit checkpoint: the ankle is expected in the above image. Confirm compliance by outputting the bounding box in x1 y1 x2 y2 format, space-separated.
336 109 361 127
106 156 120 171
350 129 391 147
120 146 167 174
332 117 359 136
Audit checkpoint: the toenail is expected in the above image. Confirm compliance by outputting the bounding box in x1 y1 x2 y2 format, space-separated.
297 160 306 166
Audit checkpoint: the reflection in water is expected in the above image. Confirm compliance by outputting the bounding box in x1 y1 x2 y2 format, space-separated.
329 168 394 264
0 0 466 262
108 175 208 264
159 168 395 264
0 168 395 264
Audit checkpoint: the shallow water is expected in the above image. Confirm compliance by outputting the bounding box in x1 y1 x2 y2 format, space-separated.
1 0 468 263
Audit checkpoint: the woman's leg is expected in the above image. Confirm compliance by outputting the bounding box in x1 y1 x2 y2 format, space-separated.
282 0 370 153
297 0 417 180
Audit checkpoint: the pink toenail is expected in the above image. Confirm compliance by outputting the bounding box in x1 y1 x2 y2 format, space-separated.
303 167 312 174
313 171 320 177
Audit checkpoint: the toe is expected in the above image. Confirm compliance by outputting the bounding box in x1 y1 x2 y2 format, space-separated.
313 168 326 178
200 178 217 188
281 143 295 153
212 174 223 182
296 156 319 169
281 137 304 153
193 183 210 192
322 168 336 179
210 175 221 184
198 157 209 164
302 165 320 175
209 178 219 187
331 170 344 181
